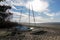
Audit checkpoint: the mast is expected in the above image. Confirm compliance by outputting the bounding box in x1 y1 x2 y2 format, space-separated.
19 6 23 23
31 5 36 26
29 4 30 26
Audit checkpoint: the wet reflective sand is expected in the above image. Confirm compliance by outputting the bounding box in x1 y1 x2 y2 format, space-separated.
0 28 60 40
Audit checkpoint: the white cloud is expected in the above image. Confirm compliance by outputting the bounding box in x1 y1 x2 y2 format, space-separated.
26 0 49 12
55 12 60 16
9 11 54 23
6 0 23 5
44 12 55 17
1 0 59 23
43 12 55 20
1 0 49 12
0 0 49 12
44 11 60 17
43 11 60 20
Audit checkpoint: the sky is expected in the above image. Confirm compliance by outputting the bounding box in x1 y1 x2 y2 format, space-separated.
0 0 60 23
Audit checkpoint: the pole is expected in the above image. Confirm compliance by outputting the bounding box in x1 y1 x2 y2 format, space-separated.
29 4 30 26
31 5 36 27
19 7 23 23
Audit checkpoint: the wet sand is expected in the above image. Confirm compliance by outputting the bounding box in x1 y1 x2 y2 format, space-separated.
0 28 60 40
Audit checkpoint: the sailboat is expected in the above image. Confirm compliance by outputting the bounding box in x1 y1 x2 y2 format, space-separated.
0 4 60 30
19 5 60 29
0 4 60 37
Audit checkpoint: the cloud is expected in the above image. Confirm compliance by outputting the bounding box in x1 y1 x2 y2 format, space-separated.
43 12 55 20
44 11 60 17
5 0 30 6
44 12 55 17
9 11 54 23
43 11 60 20
0 0 49 13
1 0 60 23
25 0 49 12
55 12 60 16
1 0 49 12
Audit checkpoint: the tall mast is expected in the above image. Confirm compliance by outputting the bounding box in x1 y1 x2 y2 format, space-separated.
29 4 30 26
31 5 36 26
19 6 22 23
